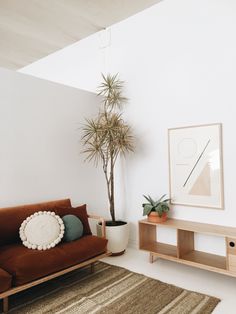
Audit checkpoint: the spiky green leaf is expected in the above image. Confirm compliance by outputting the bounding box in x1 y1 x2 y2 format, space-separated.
143 204 153 216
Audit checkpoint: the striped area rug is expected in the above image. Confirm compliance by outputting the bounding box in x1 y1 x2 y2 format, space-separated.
5 262 219 314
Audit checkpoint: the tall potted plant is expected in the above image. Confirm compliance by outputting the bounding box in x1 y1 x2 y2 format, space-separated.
81 74 134 255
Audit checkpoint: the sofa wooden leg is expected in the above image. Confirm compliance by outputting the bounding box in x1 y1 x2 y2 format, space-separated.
3 297 9 314
90 263 95 274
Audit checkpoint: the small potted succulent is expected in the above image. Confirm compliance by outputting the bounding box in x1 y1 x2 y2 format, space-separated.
142 194 170 223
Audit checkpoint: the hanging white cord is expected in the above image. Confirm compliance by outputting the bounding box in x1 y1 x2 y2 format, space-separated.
98 28 111 75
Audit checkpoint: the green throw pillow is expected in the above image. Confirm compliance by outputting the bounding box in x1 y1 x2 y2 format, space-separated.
62 215 84 242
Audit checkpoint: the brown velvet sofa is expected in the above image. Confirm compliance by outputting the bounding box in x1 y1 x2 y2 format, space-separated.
0 199 109 313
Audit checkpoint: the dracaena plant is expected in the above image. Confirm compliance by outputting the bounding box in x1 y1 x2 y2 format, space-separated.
81 74 135 223
142 194 170 217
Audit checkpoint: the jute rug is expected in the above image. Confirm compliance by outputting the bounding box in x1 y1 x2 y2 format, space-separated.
4 262 220 314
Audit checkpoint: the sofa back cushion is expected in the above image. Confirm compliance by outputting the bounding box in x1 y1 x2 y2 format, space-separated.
54 205 92 236
0 199 71 246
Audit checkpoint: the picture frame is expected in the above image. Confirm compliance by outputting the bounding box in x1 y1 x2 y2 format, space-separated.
168 123 224 209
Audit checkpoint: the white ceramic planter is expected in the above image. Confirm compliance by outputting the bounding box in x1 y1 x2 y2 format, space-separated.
97 222 129 255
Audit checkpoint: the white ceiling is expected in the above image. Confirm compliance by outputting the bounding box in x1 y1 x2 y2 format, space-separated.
0 0 161 70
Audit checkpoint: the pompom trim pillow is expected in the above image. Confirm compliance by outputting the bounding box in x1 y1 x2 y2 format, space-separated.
19 211 65 250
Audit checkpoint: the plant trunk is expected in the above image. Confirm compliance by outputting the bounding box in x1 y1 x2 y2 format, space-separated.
109 158 115 223
104 155 116 223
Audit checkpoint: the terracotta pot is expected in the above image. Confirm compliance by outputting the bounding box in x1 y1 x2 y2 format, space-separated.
148 212 167 223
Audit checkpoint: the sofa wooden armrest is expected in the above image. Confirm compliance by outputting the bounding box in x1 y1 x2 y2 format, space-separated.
88 214 106 238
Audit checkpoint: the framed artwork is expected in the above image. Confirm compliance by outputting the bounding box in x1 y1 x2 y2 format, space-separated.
168 123 224 209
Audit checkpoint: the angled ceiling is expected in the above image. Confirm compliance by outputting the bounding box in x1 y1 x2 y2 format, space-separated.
0 0 161 70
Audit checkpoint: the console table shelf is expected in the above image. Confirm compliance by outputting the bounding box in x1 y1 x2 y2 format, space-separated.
142 242 177 258
139 218 236 277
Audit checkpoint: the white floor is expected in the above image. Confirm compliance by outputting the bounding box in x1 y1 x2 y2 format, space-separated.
102 248 236 314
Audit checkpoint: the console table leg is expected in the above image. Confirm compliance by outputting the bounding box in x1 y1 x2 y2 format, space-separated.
149 253 158 263
3 297 9 313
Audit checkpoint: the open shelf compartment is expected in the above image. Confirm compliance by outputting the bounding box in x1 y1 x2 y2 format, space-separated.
139 221 177 258
177 229 226 270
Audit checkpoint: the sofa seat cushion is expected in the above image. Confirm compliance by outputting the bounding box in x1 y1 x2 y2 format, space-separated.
0 268 12 293
0 235 108 286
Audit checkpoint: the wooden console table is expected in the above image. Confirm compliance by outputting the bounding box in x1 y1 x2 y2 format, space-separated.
139 218 236 277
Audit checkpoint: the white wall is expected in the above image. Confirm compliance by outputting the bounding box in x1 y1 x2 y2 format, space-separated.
20 0 236 253
0 67 107 220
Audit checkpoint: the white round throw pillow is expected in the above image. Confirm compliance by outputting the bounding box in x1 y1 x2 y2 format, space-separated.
19 211 65 250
